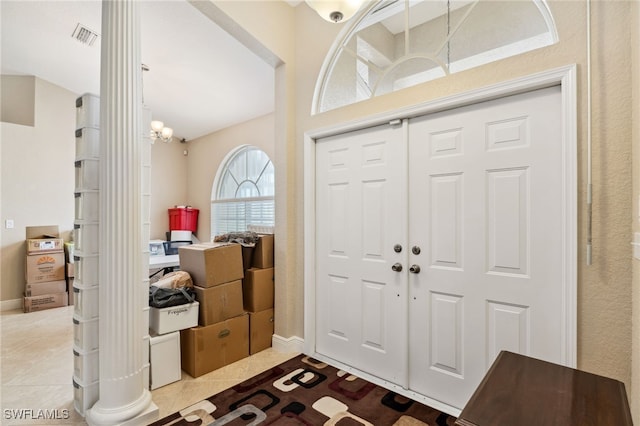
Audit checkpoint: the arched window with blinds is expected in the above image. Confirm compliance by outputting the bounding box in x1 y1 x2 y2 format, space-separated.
211 146 275 238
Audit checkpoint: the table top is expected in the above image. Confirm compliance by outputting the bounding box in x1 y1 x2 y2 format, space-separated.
149 254 179 269
456 351 633 426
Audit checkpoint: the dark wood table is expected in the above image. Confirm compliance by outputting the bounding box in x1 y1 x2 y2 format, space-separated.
455 351 633 426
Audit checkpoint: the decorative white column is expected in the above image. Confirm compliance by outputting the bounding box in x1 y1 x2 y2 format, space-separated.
85 0 157 424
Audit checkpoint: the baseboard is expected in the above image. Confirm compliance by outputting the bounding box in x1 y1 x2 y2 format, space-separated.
272 334 304 353
1 298 22 312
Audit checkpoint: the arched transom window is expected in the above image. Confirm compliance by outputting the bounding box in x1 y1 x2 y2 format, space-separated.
211 146 275 238
313 0 558 113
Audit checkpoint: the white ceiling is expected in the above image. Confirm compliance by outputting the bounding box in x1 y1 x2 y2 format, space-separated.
1 0 280 141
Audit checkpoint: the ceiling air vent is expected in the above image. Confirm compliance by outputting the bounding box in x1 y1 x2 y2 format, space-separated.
71 23 99 47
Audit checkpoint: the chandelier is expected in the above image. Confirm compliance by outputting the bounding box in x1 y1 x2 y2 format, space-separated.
150 120 173 144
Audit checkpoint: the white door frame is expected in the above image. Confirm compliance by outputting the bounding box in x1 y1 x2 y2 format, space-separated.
303 64 577 414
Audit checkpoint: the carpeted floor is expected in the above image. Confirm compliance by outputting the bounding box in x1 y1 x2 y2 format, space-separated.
150 354 457 425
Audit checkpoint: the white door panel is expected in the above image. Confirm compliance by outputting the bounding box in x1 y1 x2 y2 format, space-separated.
313 85 569 414
315 123 408 386
408 86 564 409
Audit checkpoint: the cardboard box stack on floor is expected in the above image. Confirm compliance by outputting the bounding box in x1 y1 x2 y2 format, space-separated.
178 243 249 377
23 225 68 313
243 234 275 355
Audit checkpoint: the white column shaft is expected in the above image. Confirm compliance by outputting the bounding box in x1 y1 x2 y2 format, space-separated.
86 0 152 423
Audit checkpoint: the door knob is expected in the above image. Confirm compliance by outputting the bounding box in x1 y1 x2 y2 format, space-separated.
391 263 403 272
409 264 421 274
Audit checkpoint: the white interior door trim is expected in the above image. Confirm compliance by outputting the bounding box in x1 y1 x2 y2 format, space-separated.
304 64 577 404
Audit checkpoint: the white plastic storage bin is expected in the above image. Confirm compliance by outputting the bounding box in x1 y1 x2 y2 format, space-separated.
73 314 99 351
73 377 98 417
74 254 99 286
149 301 199 335
149 240 165 256
74 222 99 255
143 363 150 391
73 282 99 319
143 335 150 362
142 306 150 338
76 94 100 130
149 331 181 389
75 159 99 191
74 191 99 222
75 127 100 160
73 346 98 385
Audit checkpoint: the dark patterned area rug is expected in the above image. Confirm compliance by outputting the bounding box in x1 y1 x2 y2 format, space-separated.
150 354 457 425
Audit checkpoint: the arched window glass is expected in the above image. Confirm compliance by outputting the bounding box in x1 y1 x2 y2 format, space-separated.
211 146 275 238
314 0 558 113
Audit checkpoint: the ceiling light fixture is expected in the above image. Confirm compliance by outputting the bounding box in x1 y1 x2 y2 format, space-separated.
150 120 173 144
305 0 367 23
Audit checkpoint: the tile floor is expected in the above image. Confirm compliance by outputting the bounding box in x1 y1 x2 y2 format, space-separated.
1 305 298 425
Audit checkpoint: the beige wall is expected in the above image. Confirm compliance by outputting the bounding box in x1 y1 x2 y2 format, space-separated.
0 75 35 126
184 113 275 242
149 139 188 240
1 77 76 302
631 0 640 421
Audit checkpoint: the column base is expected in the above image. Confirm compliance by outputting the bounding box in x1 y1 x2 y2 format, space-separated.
85 389 158 426
119 402 159 426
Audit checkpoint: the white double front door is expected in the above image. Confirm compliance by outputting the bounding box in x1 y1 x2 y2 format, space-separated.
314 85 571 412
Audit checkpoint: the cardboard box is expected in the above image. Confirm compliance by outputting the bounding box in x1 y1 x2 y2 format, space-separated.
26 225 64 254
240 245 254 271
150 301 199 335
25 279 67 297
23 292 68 313
25 252 65 283
194 280 244 326
249 308 274 355
252 234 274 268
67 262 75 278
178 243 243 288
243 267 274 312
180 314 249 378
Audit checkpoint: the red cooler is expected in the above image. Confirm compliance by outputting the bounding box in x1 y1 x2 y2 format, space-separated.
168 207 199 232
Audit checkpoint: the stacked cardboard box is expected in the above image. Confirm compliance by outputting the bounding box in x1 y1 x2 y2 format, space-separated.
243 234 275 355
178 243 249 377
23 226 68 312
